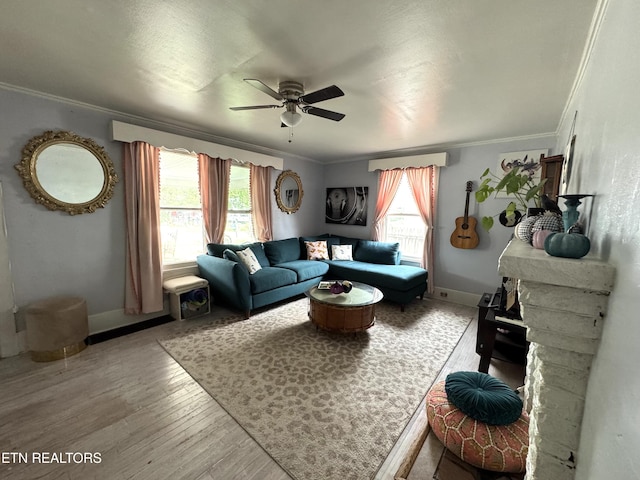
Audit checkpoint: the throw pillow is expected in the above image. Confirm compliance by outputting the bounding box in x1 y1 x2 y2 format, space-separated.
305 240 329 260
236 247 262 274
354 240 400 265
222 248 241 264
445 371 523 426
331 244 353 260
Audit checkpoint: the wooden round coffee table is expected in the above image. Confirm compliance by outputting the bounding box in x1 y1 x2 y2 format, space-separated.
305 281 383 333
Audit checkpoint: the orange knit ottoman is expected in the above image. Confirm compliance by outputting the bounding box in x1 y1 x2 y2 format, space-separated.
426 379 529 473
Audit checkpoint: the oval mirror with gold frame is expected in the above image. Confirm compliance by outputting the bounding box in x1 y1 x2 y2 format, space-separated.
15 130 119 215
274 170 303 214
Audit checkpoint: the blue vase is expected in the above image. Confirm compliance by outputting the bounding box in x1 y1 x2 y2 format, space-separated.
558 194 593 232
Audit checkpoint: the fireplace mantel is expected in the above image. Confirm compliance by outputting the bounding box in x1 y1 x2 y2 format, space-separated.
498 239 615 480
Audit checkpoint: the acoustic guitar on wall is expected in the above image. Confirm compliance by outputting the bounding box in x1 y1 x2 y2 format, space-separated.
450 181 480 249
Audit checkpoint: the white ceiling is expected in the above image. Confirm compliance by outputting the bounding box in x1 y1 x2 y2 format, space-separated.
0 0 598 163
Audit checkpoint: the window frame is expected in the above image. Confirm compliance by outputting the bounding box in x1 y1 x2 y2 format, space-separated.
158 149 205 268
382 172 426 264
223 164 255 245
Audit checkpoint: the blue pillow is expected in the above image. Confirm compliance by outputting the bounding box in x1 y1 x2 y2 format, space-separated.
208 242 268 266
333 235 361 252
222 249 247 272
222 248 241 263
207 243 236 257
249 244 270 267
445 371 523 426
354 240 400 265
263 237 301 264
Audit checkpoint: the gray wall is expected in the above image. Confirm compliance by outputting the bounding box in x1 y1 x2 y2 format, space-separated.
436 139 554 295
0 85 555 328
0 87 321 328
0 89 126 317
321 160 379 240
271 157 324 239
552 1 640 477
323 136 555 296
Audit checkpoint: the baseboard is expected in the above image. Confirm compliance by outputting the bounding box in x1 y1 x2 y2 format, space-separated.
6 297 172 357
88 314 173 344
88 301 170 335
428 287 479 307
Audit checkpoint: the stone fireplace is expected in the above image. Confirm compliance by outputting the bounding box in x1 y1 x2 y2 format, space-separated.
498 240 615 480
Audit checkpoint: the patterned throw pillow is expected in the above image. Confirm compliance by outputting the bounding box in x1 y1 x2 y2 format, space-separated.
331 244 353 261
305 240 329 260
236 247 262 274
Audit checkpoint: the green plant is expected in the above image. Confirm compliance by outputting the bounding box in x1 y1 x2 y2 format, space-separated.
475 167 547 231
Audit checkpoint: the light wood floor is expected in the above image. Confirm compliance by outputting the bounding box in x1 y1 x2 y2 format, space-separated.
0 299 524 480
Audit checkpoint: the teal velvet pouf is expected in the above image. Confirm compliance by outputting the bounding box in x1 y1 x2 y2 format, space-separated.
444 371 522 426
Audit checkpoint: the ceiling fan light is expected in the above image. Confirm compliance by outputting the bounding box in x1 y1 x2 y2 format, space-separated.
280 110 303 127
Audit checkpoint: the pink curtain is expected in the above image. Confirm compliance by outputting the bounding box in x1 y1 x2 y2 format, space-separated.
405 166 439 295
372 169 404 241
123 142 164 314
250 164 273 242
198 153 231 244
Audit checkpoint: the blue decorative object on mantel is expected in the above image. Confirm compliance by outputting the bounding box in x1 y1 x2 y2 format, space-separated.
558 194 594 232
544 232 591 258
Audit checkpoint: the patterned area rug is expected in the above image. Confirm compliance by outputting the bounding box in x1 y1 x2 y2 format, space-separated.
159 298 473 480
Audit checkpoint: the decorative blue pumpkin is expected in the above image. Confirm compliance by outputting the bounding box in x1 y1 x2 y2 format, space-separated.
544 233 591 258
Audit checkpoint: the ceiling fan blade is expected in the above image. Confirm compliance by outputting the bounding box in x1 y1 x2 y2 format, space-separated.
229 104 281 111
244 78 283 101
303 106 345 122
299 85 344 104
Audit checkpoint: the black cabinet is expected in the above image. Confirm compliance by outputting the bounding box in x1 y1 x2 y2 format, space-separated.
476 289 528 373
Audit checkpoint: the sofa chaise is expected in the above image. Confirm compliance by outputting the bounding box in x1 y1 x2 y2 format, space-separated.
196 235 428 318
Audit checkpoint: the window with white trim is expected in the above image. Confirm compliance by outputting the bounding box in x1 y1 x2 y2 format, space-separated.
223 165 254 244
159 150 204 265
383 172 426 263
159 152 255 266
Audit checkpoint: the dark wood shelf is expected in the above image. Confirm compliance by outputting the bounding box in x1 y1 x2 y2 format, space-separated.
476 291 528 373
540 153 564 202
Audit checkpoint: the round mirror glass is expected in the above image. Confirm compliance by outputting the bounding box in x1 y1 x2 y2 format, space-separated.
36 143 105 203
274 170 303 214
15 130 118 215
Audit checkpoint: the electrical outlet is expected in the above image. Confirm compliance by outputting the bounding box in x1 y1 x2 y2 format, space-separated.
439 291 448 298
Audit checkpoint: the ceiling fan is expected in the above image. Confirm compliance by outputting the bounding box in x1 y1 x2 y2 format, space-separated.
230 79 345 127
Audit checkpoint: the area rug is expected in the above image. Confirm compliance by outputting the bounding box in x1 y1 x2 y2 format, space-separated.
159 298 474 480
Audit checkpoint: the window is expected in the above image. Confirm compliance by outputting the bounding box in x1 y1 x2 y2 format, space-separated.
224 165 254 244
159 150 204 265
383 172 426 262
159 153 255 265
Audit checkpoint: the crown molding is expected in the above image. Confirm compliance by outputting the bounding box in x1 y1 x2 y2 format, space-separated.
0 82 315 166
333 132 557 165
556 0 609 132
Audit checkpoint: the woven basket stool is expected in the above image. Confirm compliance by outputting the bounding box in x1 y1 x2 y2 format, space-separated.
26 296 89 362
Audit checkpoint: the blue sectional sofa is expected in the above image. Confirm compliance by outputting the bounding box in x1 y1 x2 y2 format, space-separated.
196 235 428 318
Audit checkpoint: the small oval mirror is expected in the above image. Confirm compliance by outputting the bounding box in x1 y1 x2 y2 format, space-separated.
15 131 118 215
274 170 303 214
